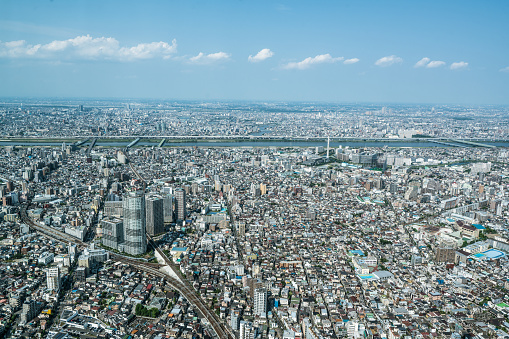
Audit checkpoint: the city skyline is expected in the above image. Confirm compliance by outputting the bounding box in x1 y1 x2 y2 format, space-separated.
1 0 509 104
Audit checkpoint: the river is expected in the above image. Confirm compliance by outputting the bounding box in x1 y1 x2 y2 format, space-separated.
0 140 508 148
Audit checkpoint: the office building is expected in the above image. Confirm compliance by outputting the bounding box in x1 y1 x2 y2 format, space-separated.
146 194 164 236
435 247 456 263
46 267 61 292
163 194 173 223
20 299 37 324
101 217 124 250
231 310 241 331
104 200 123 218
75 266 87 282
254 288 268 317
123 191 146 255
175 188 186 221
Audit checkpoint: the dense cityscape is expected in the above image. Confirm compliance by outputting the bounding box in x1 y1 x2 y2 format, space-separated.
0 100 508 141
0 101 507 339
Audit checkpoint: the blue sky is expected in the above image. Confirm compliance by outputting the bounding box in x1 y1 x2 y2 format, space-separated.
1 0 508 104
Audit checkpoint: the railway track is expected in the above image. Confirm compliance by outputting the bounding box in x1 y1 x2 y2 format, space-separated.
19 160 234 338
124 151 234 339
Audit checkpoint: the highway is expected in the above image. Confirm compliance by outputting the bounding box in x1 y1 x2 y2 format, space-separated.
86 138 97 155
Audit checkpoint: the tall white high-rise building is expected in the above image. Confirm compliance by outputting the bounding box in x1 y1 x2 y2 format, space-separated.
46 267 60 291
123 191 146 255
253 288 268 317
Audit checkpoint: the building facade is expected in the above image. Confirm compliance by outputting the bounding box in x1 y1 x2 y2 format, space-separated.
253 288 268 317
123 191 146 255
175 188 186 221
46 267 60 291
101 217 124 250
146 194 164 236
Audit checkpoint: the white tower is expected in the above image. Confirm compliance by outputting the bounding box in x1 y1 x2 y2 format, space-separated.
47 267 61 291
254 288 268 317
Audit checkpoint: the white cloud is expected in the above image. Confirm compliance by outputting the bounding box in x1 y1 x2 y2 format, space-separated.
414 57 430 68
426 60 446 68
248 48 274 62
0 35 177 61
500 66 509 72
189 51 231 64
283 54 344 70
343 58 360 64
450 61 468 70
375 55 403 67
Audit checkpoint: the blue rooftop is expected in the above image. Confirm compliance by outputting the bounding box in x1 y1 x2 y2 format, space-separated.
472 224 485 230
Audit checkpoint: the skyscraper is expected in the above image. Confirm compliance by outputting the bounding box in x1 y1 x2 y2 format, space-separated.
163 194 173 223
253 288 268 317
123 191 146 255
175 188 186 221
46 267 61 291
146 194 164 236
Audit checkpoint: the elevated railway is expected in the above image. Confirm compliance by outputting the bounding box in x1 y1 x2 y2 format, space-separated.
123 149 235 339
19 195 233 338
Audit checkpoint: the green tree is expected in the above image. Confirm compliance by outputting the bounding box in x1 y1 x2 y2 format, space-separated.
135 303 143 315
149 308 159 318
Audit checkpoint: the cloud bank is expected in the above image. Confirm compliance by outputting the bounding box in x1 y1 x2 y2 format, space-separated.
0 35 177 61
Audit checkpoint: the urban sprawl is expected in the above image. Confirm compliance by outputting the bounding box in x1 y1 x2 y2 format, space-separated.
0 101 508 339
